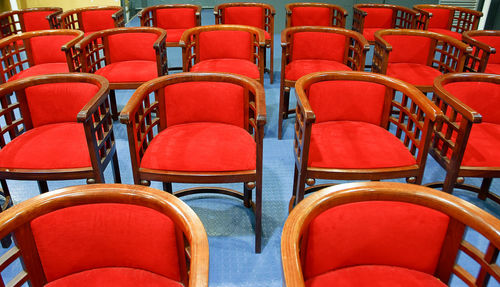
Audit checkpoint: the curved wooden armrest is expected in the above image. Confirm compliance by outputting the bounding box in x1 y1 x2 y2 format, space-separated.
373 32 393 52
76 74 110 122
353 6 368 17
60 30 85 51
463 31 498 54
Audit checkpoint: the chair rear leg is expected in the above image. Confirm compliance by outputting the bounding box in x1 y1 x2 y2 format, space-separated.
278 86 290 139
478 178 493 200
111 152 121 183
163 182 173 194
0 180 12 247
255 176 262 253
269 43 274 84
109 89 119 121
243 183 252 208
37 180 49 194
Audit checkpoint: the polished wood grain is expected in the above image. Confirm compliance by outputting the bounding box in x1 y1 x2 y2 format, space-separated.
462 30 500 73
285 2 347 28
58 6 124 31
0 7 62 39
414 4 482 33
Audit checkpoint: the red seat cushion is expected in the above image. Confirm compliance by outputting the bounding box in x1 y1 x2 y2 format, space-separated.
264 31 271 40
141 122 256 172
45 267 183 287
485 63 500 74
290 7 331 27
285 60 351 81
461 122 500 167
165 29 187 43
386 63 442 87
0 123 90 169
95 61 158 83
190 59 260 80
428 28 461 40
308 121 416 169
23 11 54 31
8 63 69 82
305 265 446 287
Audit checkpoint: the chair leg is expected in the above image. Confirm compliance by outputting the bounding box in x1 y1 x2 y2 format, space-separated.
278 86 290 140
269 43 274 84
255 176 262 253
243 183 252 208
163 182 173 194
0 180 12 248
109 89 119 121
294 168 307 207
37 180 49 194
111 152 121 183
289 166 299 212
478 178 493 200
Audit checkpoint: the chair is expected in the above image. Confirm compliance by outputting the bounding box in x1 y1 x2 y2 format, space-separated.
0 7 62 39
0 73 121 195
180 24 265 84
0 183 209 287
75 27 167 120
462 30 500 74
279 26 369 139
282 181 500 287
290 71 441 208
414 4 482 40
214 3 275 84
285 3 347 28
58 6 124 36
0 29 83 84
120 72 265 253
352 4 419 44
372 29 471 93
428 72 500 205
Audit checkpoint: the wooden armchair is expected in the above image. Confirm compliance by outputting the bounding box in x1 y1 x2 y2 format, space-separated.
0 73 121 195
0 184 209 287
414 4 482 40
463 30 500 74
75 27 167 120
214 2 275 83
373 29 471 93
120 72 266 253
180 24 265 84
0 7 62 39
282 181 500 287
428 73 500 205
279 26 369 139
290 71 441 208
58 6 124 36
285 3 347 28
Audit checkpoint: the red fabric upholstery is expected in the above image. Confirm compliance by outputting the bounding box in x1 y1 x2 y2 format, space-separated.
223 7 264 29
290 7 331 27
485 63 500 74
141 122 255 172
81 9 117 32
156 8 196 29
308 81 386 124
164 82 245 128
264 31 271 40
360 8 393 28
191 59 259 80
23 11 53 31
29 35 75 65
473 36 500 63
108 33 157 62
199 30 252 61
461 122 500 167
305 265 446 287
424 8 451 29
95 61 158 83
383 35 431 64
386 63 442 87
428 28 461 40
302 201 449 280
8 63 69 82
45 267 183 287
31 203 181 282
362 28 380 42
285 60 351 81
165 29 187 43
0 123 90 169
308 121 416 169
291 32 346 62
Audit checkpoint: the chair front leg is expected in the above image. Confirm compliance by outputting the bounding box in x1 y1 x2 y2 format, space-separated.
111 152 121 183
37 180 49 194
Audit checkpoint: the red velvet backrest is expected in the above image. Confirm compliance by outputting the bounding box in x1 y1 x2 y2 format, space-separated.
290 7 331 27
25 82 98 127
223 6 264 29
156 8 197 29
164 81 245 128
473 35 500 64
81 9 117 32
302 201 450 280
30 35 75 65
424 8 451 29
23 11 53 31
383 35 431 64
360 8 393 28
443 81 500 124
108 32 157 62
291 32 346 62
30 203 181 283
307 81 386 125
198 30 253 61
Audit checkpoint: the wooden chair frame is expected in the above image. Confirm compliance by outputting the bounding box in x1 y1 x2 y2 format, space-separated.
0 7 62 39
285 2 347 28
372 29 471 93
279 26 369 139
0 73 121 195
282 181 500 287
0 184 209 287
58 6 124 31
120 72 266 253
414 4 482 33
291 71 441 208
214 2 275 84
428 73 500 205
462 30 500 73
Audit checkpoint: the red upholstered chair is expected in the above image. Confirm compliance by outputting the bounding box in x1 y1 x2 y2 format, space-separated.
58 6 124 37
414 4 482 40
282 181 500 287
463 30 500 74
0 7 62 39
120 72 266 253
285 3 347 28
279 26 369 139
0 73 121 195
76 27 167 120
180 24 265 84
429 73 500 204
372 29 471 93
214 3 275 83
0 184 209 287
0 30 83 84
290 71 441 208
352 4 419 44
